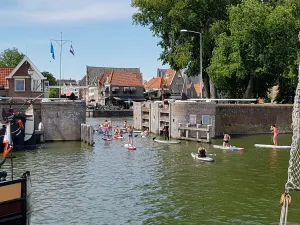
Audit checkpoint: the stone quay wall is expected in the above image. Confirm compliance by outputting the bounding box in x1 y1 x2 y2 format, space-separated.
41 101 86 141
134 101 293 139
214 104 293 137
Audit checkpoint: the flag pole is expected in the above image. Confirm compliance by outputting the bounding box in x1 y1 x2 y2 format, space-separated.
51 32 72 99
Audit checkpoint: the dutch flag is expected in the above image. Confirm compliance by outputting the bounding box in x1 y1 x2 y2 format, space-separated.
70 45 75 56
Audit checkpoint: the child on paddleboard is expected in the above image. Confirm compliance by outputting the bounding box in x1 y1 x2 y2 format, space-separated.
223 133 231 147
270 125 279 146
197 146 207 158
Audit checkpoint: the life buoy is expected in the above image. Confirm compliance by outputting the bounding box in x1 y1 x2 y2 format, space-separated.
280 193 291 206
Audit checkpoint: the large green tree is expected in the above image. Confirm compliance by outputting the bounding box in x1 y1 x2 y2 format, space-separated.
0 48 24 67
132 0 241 98
41 71 59 98
207 0 300 100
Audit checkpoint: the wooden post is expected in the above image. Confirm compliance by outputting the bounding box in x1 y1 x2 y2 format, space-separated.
186 123 190 138
196 124 201 140
89 125 94 145
207 125 211 142
81 124 83 141
178 123 182 138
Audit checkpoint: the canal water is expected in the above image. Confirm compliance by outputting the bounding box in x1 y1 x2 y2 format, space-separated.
3 117 300 225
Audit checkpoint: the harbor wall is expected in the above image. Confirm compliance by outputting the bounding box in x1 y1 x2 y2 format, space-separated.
214 104 293 136
41 101 86 141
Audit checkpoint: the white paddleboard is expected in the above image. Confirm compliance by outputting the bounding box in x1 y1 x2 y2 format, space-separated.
124 144 136 150
213 145 244 151
154 139 181 144
113 135 124 139
254 144 291 149
191 153 214 162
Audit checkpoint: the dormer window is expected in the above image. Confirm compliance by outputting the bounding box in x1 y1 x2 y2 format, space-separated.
165 74 170 79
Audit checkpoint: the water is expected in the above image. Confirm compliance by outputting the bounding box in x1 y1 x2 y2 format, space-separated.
2 117 300 225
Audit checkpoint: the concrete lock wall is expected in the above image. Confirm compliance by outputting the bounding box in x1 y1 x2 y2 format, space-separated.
133 102 142 130
170 102 216 138
41 101 86 141
214 104 293 136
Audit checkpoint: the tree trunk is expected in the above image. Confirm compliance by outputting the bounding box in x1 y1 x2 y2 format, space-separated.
244 76 254 99
209 77 216 99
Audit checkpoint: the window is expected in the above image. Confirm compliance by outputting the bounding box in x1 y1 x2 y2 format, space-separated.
202 115 210 125
15 79 25 91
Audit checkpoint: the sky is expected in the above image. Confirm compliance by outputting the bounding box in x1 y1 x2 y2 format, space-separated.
0 0 169 82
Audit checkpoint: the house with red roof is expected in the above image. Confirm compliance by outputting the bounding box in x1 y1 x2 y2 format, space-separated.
97 71 145 106
0 56 47 102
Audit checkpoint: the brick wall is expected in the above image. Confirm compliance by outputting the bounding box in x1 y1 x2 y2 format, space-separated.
41 101 86 141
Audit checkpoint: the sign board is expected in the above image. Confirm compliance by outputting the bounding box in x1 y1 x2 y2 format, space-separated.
189 114 197 125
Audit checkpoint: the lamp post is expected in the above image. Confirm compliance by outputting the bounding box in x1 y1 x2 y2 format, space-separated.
180 29 202 99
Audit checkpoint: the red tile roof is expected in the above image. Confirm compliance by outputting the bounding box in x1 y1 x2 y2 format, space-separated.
0 67 13 87
162 69 176 87
103 72 143 87
194 84 201 97
144 77 163 89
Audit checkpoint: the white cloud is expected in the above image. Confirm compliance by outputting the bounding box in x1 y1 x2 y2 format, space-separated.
0 0 135 25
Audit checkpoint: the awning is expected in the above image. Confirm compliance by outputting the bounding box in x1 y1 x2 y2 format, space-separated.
112 87 120 91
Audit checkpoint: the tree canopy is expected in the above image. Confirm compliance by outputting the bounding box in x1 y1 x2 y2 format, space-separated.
41 71 57 86
133 0 300 102
0 48 24 67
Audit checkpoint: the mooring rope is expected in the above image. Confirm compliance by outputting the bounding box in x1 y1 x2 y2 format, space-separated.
279 191 291 225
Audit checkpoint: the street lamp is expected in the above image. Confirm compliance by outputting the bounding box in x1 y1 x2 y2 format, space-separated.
180 29 203 99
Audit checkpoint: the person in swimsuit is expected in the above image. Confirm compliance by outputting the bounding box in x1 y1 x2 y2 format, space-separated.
102 120 109 136
197 146 207 158
114 126 120 135
123 121 127 128
127 125 133 146
163 126 169 140
223 133 231 147
271 125 279 146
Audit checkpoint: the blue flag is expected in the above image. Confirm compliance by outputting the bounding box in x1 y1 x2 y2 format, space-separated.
50 42 55 60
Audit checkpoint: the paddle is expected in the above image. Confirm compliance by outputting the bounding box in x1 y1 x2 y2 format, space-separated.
153 137 156 141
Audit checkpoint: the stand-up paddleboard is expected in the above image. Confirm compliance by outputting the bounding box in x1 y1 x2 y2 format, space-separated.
254 144 291 149
154 139 181 144
102 137 112 141
191 153 214 162
124 144 136 150
113 135 124 139
213 145 244 151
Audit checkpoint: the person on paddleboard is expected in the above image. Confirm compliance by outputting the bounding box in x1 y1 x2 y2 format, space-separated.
197 146 207 158
114 126 120 136
270 125 279 146
142 128 149 137
103 120 109 136
223 133 231 147
127 125 133 146
123 121 127 128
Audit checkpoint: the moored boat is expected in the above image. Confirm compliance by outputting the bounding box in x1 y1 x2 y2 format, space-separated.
0 120 32 225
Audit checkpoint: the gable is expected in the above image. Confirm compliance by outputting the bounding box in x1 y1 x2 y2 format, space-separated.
144 77 163 89
6 56 46 80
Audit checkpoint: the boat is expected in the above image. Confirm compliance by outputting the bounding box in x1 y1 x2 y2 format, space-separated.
0 121 32 225
154 139 181 144
1 106 36 150
213 145 244 151
254 144 291 149
191 152 214 162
